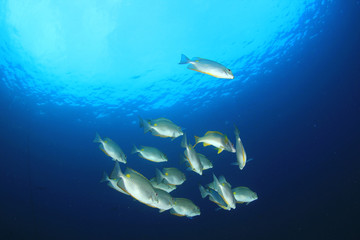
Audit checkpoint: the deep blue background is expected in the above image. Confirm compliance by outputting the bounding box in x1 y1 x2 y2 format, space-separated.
1 1 360 240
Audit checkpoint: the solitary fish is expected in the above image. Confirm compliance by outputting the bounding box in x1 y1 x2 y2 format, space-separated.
170 198 201 218
139 117 183 140
132 145 168 163
156 168 186 186
179 54 234 79
232 187 258 205
234 124 247 170
194 131 235 154
93 133 126 163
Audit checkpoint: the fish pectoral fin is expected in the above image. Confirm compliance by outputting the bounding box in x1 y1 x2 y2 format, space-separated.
217 148 224 154
159 209 167 213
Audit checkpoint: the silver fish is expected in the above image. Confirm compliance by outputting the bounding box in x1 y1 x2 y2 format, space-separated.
170 198 200 218
179 54 234 79
132 145 167 163
234 124 247 170
93 133 126 163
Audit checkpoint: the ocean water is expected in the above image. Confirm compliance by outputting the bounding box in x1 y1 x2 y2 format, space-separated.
1 0 359 239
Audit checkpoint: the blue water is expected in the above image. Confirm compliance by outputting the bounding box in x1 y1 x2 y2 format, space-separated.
1 0 359 239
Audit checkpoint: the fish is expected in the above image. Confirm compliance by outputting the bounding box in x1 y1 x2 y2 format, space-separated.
197 153 213 170
209 174 236 209
150 188 175 213
100 164 128 195
112 163 159 207
170 198 201 218
199 185 229 210
93 133 126 163
232 187 258 205
131 145 168 163
194 131 235 154
179 54 234 79
139 117 183 140
150 177 177 193
181 134 203 175
234 124 247 170
156 168 186 186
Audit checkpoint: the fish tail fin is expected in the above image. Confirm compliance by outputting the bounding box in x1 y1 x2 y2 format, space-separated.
179 54 190 64
142 119 152 134
212 174 220 191
155 168 164 184
110 162 123 179
138 116 144 128
100 172 110 183
93 132 102 143
138 116 151 133
199 185 209 199
193 136 200 147
131 145 139 154
234 124 240 136
181 133 188 148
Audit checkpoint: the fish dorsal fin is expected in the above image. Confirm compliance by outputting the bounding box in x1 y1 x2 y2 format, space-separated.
154 118 173 123
126 167 148 180
217 148 224 154
205 131 224 136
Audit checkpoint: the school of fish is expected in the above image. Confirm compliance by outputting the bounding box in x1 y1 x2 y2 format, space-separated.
95 55 257 218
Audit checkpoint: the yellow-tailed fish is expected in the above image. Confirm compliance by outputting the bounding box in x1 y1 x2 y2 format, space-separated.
113 163 159 206
209 174 236 209
150 177 177 193
179 54 234 79
155 167 186 186
234 124 247 170
199 185 229 210
132 145 168 163
181 134 203 175
93 133 126 163
194 131 235 154
139 116 183 140
232 187 258 205
170 198 201 218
